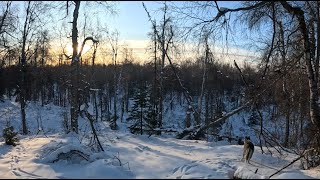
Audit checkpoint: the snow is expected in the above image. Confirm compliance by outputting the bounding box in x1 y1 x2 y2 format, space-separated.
274 171 314 179
234 166 268 179
0 98 319 179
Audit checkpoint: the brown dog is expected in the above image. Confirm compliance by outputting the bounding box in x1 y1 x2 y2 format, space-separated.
242 136 254 163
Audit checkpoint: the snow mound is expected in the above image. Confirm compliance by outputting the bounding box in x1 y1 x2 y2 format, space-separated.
41 144 91 163
39 133 102 164
234 166 269 179
37 135 136 178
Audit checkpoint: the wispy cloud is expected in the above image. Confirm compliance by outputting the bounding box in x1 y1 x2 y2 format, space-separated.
119 39 260 66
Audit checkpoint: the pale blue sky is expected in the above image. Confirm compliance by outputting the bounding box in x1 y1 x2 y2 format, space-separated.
93 1 261 65
109 1 158 40
109 1 241 41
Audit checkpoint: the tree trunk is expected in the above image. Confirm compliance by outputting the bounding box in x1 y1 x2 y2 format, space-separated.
279 21 290 148
205 92 209 141
125 80 129 112
70 1 81 133
197 34 210 125
112 55 118 130
281 1 320 152
284 104 290 147
152 24 158 131
158 3 168 130
20 68 27 134
140 99 143 135
109 31 119 130
298 68 304 143
20 1 32 135
99 91 103 121
93 91 98 121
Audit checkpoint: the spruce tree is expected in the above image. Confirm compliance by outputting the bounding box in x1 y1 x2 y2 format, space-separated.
247 108 260 126
3 126 19 146
128 82 155 135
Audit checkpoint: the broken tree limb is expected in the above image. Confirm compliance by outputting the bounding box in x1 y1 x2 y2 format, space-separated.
80 105 104 152
78 36 99 58
177 101 252 139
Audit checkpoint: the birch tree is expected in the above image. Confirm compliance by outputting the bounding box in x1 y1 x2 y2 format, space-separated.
19 1 47 134
66 1 114 133
107 29 119 130
144 2 187 131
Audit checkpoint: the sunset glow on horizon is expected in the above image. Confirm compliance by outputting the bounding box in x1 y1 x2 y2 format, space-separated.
65 43 92 56
6 1 259 67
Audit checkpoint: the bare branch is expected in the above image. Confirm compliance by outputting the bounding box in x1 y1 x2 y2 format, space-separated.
260 2 276 81
63 48 72 60
207 1 269 23
78 36 99 57
269 148 315 178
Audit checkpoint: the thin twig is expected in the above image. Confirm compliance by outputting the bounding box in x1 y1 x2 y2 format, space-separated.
269 148 315 178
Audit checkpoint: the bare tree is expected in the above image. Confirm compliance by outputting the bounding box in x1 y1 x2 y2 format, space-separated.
0 1 16 100
144 2 205 132
66 1 115 133
108 30 119 130
0 1 16 53
147 20 159 131
143 2 180 130
19 1 47 134
69 1 81 133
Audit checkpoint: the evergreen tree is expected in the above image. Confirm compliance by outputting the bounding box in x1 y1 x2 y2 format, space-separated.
247 108 260 126
127 82 155 135
3 126 19 146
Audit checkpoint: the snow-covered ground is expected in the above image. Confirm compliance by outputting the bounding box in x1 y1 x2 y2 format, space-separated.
0 98 319 179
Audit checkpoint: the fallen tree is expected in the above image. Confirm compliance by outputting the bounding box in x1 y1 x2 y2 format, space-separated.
176 101 252 140
176 58 299 140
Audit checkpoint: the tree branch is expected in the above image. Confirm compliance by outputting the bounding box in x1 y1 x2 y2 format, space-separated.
208 1 268 22
269 148 315 178
78 36 99 57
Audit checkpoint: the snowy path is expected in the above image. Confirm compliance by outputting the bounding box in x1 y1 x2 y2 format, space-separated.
101 131 310 179
0 132 317 179
107 134 241 178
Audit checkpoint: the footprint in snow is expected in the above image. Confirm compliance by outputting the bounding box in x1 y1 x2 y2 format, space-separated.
135 147 143 152
171 163 198 175
135 145 151 152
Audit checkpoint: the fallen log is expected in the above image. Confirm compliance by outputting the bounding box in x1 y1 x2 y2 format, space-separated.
177 101 252 140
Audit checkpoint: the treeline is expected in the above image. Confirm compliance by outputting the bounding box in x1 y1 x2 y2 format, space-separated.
0 57 310 144
0 59 254 121
0 60 250 106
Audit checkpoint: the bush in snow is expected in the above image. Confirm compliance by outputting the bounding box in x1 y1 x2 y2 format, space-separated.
3 126 19 146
